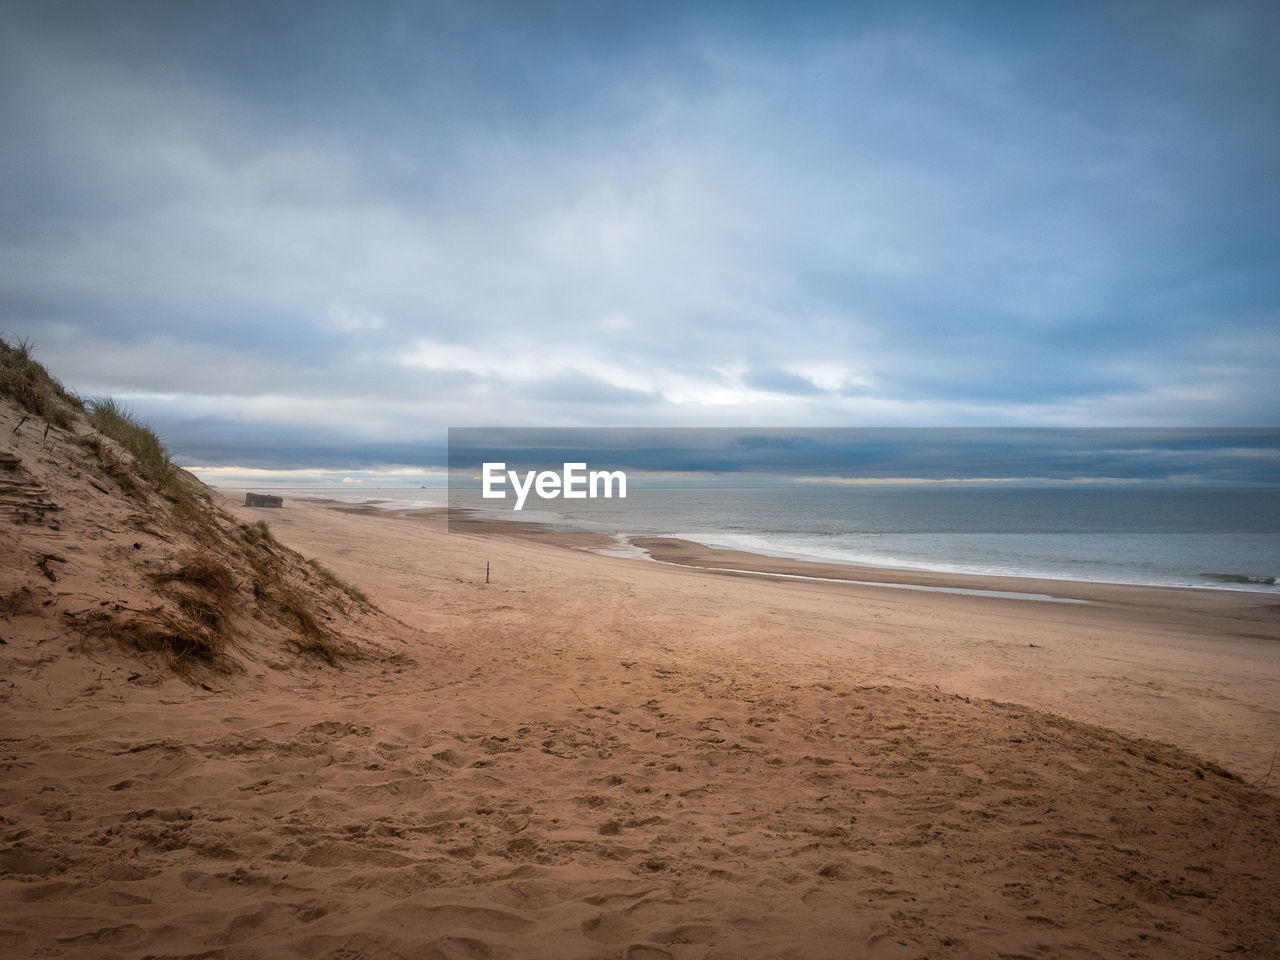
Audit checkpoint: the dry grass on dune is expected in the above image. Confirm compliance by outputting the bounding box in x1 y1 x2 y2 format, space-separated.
0 335 376 680
0 335 81 429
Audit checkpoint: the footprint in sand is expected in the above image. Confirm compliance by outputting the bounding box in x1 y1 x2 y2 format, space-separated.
621 946 674 960
581 910 638 944
302 720 369 740
650 923 721 946
420 937 494 959
54 924 146 947
316 938 398 960
432 748 466 768
414 904 535 934
866 931 918 959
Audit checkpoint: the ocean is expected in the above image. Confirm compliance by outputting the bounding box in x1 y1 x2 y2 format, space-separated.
214 479 1280 594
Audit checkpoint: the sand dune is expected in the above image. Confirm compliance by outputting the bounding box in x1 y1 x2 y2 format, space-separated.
4 492 1278 959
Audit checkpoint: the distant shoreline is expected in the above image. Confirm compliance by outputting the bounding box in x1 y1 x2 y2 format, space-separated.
235 481 1280 597
294 498 1280 643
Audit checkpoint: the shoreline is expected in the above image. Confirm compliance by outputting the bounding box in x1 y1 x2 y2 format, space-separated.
629 535 1280 620
631 534 1280 597
295 495 1280 604
315 499 1280 634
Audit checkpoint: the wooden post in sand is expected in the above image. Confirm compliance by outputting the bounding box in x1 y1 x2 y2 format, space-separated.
486 561 490 584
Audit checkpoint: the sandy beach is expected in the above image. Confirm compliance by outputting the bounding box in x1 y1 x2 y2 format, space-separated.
7 1 1280 955
4 492 1278 959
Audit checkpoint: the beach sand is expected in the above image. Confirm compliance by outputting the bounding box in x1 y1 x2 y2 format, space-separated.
2 495 1278 958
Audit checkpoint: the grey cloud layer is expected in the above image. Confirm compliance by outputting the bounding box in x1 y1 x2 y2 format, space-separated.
2 0 1277 467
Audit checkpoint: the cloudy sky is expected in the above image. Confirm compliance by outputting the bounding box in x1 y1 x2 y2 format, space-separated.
2 0 1277 469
